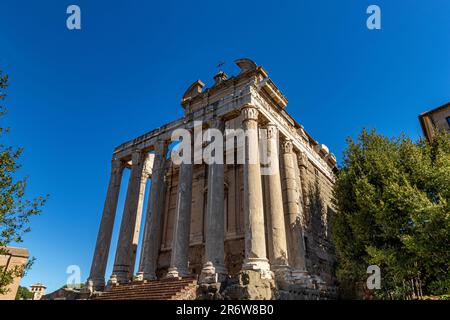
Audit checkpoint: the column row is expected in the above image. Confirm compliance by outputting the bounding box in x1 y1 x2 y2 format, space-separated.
87 105 310 290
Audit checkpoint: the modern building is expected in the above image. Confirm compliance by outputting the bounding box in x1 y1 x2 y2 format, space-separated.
30 283 46 300
419 102 450 141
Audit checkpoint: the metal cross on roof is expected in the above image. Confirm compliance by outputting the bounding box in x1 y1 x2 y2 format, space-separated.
216 61 225 71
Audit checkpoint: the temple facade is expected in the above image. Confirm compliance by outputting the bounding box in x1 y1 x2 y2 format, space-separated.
87 59 338 299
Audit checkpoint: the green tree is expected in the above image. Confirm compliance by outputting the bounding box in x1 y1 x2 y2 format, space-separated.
15 285 33 300
333 129 450 299
62 283 85 289
0 70 47 295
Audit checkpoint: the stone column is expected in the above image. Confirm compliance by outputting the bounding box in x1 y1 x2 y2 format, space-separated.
112 150 150 283
88 158 124 290
136 140 168 281
201 120 227 283
265 124 289 274
297 151 309 223
167 142 193 278
281 140 307 279
241 105 271 276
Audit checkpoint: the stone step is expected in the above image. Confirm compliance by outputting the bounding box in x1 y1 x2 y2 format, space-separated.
96 292 181 300
106 284 194 293
109 279 195 288
101 291 181 297
106 281 194 290
94 278 197 300
96 291 177 299
110 280 195 288
97 297 172 300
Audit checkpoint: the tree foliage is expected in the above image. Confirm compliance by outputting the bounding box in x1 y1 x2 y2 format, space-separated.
15 285 33 300
333 129 450 299
0 70 46 294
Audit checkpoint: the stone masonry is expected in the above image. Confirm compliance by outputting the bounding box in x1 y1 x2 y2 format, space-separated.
0 247 29 300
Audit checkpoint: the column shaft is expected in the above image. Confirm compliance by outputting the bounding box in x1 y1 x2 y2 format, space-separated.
112 150 149 283
88 158 124 290
265 125 289 270
282 140 307 274
167 151 193 278
297 152 309 225
241 106 271 274
137 141 167 280
201 120 227 282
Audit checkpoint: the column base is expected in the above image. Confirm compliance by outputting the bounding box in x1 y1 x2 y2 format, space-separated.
114 272 130 284
166 266 190 279
199 261 228 284
136 271 157 281
87 277 105 291
271 265 291 281
107 273 119 288
242 258 273 279
112 265 131 284
135 272 144 282
81 279 95 295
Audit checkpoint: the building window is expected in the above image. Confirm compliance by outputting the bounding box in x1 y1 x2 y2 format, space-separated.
447 116 450 128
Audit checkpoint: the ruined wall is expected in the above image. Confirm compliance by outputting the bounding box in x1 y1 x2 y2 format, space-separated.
300 159 336 286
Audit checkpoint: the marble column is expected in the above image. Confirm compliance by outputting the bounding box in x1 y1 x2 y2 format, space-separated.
265 124 289 274
201 120 227 283
88 158 124 290
136 140 168 280
297 151 309 222
112 150 150 283
281 139 307 278
241 105 271 276
167 141 193 278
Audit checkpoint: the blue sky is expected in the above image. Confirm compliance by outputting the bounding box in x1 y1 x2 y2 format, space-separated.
1 0 450 292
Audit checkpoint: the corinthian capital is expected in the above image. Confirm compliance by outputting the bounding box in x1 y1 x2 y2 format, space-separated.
241 105 259 121
281 139 293 154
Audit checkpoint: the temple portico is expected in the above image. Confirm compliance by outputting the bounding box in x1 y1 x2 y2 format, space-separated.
87 59 337 299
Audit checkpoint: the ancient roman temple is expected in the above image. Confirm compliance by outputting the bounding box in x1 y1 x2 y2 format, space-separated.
87 59 338 300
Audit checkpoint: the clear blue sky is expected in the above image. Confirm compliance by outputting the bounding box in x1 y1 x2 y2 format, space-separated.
1 0 450 292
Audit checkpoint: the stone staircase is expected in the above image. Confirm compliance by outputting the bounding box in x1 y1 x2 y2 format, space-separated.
94 277 197 300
